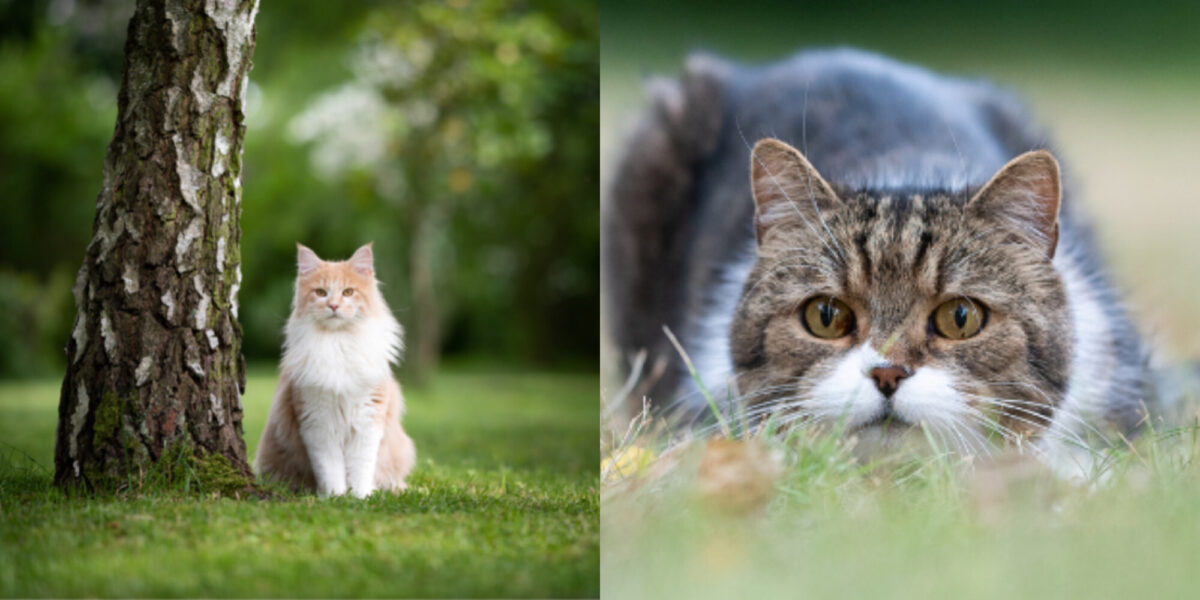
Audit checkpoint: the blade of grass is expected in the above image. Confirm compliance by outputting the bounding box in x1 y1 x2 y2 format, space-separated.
663 325 731 438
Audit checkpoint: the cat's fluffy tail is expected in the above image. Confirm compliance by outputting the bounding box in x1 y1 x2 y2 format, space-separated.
603 54 728 415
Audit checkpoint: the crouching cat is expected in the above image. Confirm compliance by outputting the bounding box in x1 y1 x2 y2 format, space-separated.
255 243 415 496
605 49 1164 478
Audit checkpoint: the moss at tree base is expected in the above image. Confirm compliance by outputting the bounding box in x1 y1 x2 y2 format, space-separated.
78 435 256 498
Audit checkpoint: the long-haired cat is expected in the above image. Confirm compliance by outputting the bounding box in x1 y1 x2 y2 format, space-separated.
604 49 1160 477
255 243 415 496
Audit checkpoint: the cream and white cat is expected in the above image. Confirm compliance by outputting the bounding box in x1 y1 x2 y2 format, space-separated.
255 243 415 497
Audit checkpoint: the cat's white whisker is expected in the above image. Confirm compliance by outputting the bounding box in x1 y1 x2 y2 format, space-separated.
962 411 1053 462
971 393 1107 445
964 395 1097 452
981 382 1120 444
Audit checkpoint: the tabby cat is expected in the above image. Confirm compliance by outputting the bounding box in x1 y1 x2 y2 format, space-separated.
604 49 1158 476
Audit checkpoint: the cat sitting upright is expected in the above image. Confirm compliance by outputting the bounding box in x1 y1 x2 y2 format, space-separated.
255 243 415 496
604 49 1161 477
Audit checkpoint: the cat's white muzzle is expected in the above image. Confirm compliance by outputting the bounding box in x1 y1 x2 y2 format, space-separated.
810 344 967 438
315 310 357 330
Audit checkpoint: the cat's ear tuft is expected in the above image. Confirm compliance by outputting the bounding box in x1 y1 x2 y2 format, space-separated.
966 150 1061 259
297 244 321 275
349 243 374 276
750 138 840 245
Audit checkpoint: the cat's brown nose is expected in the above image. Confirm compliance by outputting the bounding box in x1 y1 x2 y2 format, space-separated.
869 365 911 397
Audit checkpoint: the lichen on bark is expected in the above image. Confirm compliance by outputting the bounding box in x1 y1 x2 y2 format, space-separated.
55 0 260 494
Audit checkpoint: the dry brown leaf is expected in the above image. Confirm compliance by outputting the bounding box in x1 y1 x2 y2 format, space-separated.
695 438 783 514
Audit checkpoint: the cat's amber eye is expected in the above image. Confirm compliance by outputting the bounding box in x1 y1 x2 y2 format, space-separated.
314 288 327 297
342 288 354 297
932 298 986 340
801 296 856 339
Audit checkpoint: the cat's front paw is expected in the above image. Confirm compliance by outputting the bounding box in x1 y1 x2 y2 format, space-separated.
349 484 375 499
317 481 349 497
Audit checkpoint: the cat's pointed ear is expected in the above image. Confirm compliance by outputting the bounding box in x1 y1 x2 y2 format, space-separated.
966 150 1061 259
349 243 374 276
297 244 321 275
750 138 841 245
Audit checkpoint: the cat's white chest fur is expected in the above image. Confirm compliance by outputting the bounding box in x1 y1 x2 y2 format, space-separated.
282 317 399 497
284 322 395 396
295 386 379 446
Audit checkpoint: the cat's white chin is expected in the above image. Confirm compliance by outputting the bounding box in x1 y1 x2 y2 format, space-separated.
314 313 356 330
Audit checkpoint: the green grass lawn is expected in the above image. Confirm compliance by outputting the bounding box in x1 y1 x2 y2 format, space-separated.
601 415 1200 600
0 367 599 598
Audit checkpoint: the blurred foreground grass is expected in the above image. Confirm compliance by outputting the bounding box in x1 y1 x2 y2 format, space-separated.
0 367 598 598
601 417 1200 599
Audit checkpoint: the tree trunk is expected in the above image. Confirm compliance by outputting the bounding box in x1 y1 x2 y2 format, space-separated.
407 204 442 386
54 0 258 493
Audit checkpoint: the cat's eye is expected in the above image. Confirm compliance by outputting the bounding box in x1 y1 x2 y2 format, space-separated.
801 296 856 339
932 298 986 340
343 288 354 297
314 288 327 297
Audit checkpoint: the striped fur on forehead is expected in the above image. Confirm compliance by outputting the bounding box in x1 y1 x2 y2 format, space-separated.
839 192 954 293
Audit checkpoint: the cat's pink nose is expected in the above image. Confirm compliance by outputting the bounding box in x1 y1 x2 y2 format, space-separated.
328 303 339 311
869 365 911 398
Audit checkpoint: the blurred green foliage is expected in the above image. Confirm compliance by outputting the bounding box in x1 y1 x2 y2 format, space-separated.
0 0 598 378
601 0 1200 76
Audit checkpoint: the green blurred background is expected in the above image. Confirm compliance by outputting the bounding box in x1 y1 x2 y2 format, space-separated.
0 0 598 381
601 0 1200 391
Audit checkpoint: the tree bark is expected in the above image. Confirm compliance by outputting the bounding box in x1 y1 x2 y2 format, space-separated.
54 0 258 492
